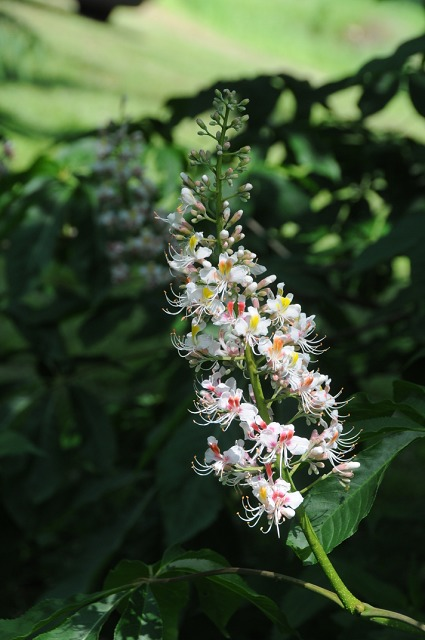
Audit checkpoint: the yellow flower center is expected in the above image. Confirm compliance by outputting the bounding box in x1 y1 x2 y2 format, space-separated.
191 323 201 342
278 296 291 311
249 312 260 331
259 486 268 504
219 258 232 277
189 234 199 252
202 287 214 300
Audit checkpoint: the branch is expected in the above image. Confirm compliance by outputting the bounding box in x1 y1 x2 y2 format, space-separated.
129 566 425 634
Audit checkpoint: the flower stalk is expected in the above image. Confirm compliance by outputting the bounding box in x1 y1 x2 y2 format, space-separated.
160 87 383 620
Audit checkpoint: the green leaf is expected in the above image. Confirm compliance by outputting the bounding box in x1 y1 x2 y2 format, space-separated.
348 384 425 438
287 430 425 564
287 133 341 180
393 380 425 424
156 420 222 545
25 392 64 504
149 581 189 640
0 430 42 457
6 221 61 300
114 587 162 640
358 70 400 117
104 559 151 592
162 549 292 635
114 587 150 640
106 558 189 640
349 206 425 275
408 71 425 118
79 297 136 347
47 493 154 598
68 384 116 472
70 471 148 512
0 591 124 640
35 592 128 640
194 577 240 638
0 600 68 640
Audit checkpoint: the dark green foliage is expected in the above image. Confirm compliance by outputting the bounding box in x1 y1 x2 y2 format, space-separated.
1 35 425 639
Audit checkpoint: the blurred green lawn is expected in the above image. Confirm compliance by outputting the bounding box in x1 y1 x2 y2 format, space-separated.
1 0 424 166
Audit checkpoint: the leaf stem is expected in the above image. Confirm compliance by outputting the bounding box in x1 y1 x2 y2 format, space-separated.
108 567 425 634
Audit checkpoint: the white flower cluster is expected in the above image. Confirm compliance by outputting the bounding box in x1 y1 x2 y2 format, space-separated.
162 90 359 536
93 123 169 287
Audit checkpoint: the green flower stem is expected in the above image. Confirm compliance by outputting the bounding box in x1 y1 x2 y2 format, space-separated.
299 470 332 494
244 343 270 421
244 343 363 615
213 101 362 618
296 506 363 614
215 103 231 244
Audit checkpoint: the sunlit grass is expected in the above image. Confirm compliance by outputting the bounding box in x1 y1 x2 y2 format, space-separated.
157 0 425 78
0 0 423 167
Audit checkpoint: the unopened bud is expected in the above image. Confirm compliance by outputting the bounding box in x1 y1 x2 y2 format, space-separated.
229 210 243 225
239 183 253 192
180 172 194 187
244 282 257 296
196 118 207 131
257 275 277 289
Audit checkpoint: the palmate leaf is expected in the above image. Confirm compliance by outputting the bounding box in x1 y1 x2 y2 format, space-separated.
0 590 127 640
105 557 189 640
287 429 425 564
162 549 293 636
35 593 129 640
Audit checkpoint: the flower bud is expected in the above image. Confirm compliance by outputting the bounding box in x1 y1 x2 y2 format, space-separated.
239 183 253 192
229 210 243 225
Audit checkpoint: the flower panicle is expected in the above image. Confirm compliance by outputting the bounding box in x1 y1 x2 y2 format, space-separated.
160 89 360 536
